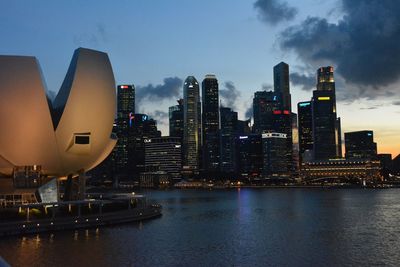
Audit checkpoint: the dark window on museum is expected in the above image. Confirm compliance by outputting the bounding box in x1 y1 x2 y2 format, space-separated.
75 135 90 144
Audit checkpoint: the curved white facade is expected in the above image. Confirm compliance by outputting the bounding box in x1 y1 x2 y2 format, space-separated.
0 48 116 177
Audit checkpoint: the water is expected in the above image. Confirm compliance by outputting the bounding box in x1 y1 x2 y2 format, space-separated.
1 188 400 266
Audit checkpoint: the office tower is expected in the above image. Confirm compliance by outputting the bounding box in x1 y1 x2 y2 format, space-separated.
169 99 184 139
378 154 392 171
129 114 161 179
236 134 263 178
237 119 251 135
273 62 291 111
252 91 280 134
262 133 289 176
345 130 377 159
183 76 200 173
298 101 313 162
115 84 135 176
312 66 340 160
145 137 182 182
202 75 220 172
392 154 400 175
317 67 335 91
220 107 238 173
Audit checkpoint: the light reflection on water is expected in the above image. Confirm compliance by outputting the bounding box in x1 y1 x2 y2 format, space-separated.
1 188 400 266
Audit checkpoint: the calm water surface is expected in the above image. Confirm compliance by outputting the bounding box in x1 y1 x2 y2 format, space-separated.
1 188 400 266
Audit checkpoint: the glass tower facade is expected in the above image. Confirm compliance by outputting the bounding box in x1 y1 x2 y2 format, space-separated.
183 76 200 173
202 75 220 172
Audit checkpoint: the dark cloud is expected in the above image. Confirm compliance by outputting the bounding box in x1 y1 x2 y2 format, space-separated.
393 101 400 106
136 77 183 104
220 81 241 108
290 72 315 91
245 106 253 119
254 0 297 25
279 0 400 99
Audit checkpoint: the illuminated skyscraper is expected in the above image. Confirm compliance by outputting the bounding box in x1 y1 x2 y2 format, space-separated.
298 101 313 162
312 67 341 160
202 75 220 172
183 76 200 173
115 84 135 176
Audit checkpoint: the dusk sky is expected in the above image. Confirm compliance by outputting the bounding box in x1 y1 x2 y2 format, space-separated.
1 0 399 156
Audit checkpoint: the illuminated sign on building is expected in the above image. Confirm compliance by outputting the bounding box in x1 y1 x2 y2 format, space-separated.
120 85 129 89
318 97 331 101
239 136 248 139
299 102 311 107
129 112 134 127
273 110 282 115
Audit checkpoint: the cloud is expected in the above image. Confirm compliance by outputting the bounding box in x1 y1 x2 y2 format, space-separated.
254 0 297 25
290 72 315 91
278 0 400 99
148 110 169 126
220 81 241 108
136 77 183 107
393 101 400 106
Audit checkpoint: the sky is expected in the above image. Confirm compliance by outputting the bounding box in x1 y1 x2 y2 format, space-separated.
1 0 399 156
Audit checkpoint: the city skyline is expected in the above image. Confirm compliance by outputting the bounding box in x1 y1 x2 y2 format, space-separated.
1 0 399 155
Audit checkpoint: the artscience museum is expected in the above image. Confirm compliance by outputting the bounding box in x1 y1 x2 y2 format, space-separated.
0 48 117 205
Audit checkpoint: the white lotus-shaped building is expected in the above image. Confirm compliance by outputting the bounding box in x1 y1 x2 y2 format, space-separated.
0 48 117 178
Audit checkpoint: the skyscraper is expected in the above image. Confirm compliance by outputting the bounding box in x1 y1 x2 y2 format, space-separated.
298 101 313 162
202 75 220 172
183 76 200 173
252 91 280 134
145 137 182 182
345 130 377 160
129 113 161 179
262 133 289 176
236 134 263 178
169 99 184 139
115 84 135 176
312 67 341 160
273 62 291 111
220 107 238 173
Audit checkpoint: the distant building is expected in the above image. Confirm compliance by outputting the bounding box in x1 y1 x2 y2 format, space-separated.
345 130 377 160
129 114 161 180
144 137 182 182
236 134 263 178
183 76 200 174
378 154 392 171
301 159 382 181
392 154 400 175
262 133 290 177
298 101 313 162
115 84 135 176
139 171 170 188
169 99 184 139
273 62 291 111
220 107 238 173
312 66 341 160
202 75 220 172
252 91 280 134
